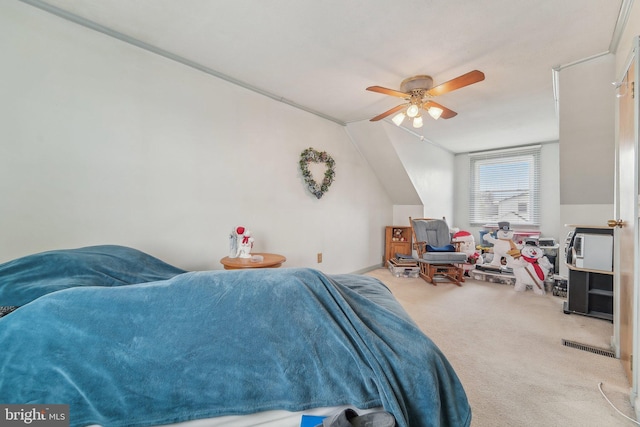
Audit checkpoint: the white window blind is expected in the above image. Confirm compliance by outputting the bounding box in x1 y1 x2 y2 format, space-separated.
469 145 540 226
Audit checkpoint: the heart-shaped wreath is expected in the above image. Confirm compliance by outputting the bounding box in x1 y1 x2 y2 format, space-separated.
299 147 336 199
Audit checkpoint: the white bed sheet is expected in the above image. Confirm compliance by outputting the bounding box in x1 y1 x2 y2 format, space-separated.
88 406 382 427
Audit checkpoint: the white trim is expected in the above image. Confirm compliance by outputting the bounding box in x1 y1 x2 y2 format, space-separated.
552 67 561 121
610 0 635 53
350 264 383 275
468 144 541 157
618 44 638 83
382 119 455 154
554 51 612 72
633 35 640 412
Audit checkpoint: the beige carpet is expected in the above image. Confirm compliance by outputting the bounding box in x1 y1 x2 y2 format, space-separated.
366 268 636 427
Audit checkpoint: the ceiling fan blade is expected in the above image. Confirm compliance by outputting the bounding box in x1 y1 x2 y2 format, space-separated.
370 104 407 122
424 101 457 119
426 70 485 97
366 86 409 98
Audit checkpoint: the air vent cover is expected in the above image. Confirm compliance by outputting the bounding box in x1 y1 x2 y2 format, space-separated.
562 339 616 358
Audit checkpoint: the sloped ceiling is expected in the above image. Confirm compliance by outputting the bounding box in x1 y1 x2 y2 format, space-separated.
20 0 627 154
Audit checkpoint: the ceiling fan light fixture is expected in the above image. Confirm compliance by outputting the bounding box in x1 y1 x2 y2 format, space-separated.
392 112 406 126
366 70 483 123
428 106 444 120
412 115 423 128
406 104 420 118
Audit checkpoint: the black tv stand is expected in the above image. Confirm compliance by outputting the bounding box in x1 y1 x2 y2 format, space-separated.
563 226 614 322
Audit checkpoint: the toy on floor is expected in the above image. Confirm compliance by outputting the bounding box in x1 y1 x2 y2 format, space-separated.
482 221 520 267
507 240 553 294
452 230 483 265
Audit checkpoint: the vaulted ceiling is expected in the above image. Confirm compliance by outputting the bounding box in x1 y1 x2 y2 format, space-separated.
24 0 626 153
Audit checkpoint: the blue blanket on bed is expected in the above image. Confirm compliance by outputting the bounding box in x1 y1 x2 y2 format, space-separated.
0 248 470 427
0 245 187 306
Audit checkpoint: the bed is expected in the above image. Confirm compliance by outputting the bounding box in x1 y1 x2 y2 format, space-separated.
0 245 471 427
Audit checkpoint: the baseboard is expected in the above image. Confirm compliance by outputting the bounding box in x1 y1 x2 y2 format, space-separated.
351 264 384 275
610 335 620 358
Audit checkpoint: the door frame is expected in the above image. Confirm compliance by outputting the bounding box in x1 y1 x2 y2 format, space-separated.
615 35 640 411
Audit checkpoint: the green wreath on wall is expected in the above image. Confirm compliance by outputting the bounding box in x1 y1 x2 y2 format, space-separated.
299 147 335 199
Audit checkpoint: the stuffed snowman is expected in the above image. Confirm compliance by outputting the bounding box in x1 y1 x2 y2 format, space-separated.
235 226 255 258
483 221 520 267
507 240 553 295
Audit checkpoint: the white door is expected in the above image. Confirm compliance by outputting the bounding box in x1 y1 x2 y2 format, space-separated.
615 38 638 388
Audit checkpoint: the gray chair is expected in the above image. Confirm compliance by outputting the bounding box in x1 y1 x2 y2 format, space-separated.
410 217 467 286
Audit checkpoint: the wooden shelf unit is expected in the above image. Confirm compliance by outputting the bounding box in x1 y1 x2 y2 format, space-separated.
384 226 412 267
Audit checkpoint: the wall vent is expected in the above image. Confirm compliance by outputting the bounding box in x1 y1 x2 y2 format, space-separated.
562 339 616 358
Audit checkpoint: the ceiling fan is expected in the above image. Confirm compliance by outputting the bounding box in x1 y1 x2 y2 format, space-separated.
366 70 485 128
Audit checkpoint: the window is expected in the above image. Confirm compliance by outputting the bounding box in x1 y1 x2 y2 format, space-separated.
469 146 540 226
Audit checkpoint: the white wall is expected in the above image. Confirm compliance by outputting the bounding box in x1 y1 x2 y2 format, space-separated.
556 53 616 276
0 1 392 272
346 119 456 233
385 124 455 222
344 121 422 205
559 53 616 206
392 205 423 227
